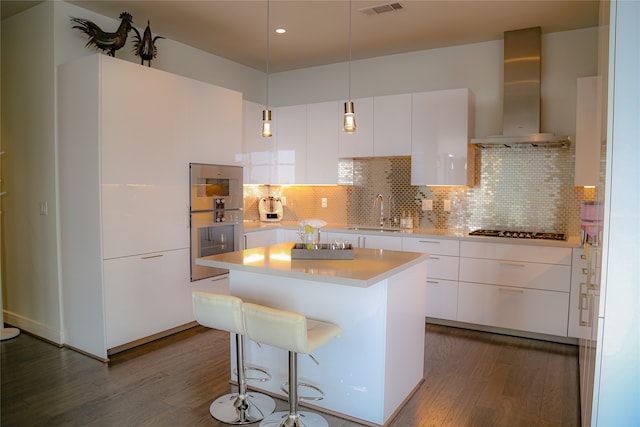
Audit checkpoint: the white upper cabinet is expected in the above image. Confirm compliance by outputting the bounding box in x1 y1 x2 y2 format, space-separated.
243 100 275 184
97 56 241 258
338 97 374 158
373 93 412 156
574 76 602 187
411 88 475 186
338 95 411 158
274 104 307 184
307 101 341 184
243 101 341 185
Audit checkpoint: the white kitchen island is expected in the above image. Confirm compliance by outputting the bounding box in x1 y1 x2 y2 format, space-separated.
197 242 428 426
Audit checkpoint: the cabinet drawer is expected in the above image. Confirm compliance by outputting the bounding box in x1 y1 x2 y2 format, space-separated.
458 281 569 336
244 228 279 249
460 241 571 265
459 257 571 292
427 255 459 280
402 237 460 256
363 234 402 250
425 279 458 321
103 249 192 349
326 232 401 250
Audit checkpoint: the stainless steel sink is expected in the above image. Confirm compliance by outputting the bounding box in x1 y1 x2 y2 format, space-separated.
346 226 403 233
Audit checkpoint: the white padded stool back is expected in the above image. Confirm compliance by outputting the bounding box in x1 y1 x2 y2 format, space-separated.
193 291 244 335
242 303 341 355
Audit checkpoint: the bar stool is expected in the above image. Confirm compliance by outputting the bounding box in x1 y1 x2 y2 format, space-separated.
242 302 342 427
192 292 276 424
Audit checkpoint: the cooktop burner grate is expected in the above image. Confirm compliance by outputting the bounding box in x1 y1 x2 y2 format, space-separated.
469 229 566 241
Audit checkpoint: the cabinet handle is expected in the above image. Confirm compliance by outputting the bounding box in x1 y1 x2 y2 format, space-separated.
210 275 228 282
579 293 593 327
426 280 439 284
580 254 587 260
499 262 525 268
428 256 440 260
582 267 589 275
419 240 440 244
498 287 524 293
141 254 163 260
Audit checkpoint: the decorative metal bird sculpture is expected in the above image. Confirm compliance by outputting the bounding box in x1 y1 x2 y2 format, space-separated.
70 12 134 57
132 21 165 67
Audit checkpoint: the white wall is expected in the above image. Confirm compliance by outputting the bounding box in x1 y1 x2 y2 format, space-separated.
1 2 61 341
52 2 265 97
269 27 598 141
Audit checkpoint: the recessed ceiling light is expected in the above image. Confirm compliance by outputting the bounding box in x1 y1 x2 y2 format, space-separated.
275 28 286 34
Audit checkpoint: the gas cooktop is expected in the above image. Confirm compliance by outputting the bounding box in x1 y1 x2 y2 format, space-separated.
469 229 567 241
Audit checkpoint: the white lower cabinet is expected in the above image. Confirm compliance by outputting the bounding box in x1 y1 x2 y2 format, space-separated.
458 241 572 337
457 281 570 336
103 248 193 349
242 230 581 339
425 279 458 321
402 237 460 320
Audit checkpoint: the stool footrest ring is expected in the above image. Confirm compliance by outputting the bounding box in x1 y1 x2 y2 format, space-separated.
280 382 325 402
233 365 272 383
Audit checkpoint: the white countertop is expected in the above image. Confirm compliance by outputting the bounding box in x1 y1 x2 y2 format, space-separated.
197 241 429 288
243 221 582 248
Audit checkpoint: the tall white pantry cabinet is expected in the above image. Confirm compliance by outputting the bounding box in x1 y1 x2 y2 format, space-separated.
58 54 242 360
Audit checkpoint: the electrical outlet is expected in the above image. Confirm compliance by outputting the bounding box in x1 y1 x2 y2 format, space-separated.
280 196 287 206
321 198 328 208
421 199 433 211
444 200 452 212
39 201 48 216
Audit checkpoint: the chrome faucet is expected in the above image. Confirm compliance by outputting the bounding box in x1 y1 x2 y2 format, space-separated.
373 194 384 227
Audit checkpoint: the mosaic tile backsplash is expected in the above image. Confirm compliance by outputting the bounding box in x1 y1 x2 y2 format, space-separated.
244 145 593 235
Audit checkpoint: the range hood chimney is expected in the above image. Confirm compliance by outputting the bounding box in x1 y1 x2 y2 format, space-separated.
471 27 570 148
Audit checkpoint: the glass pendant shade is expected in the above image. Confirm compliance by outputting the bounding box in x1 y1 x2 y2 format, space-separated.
261 109 272 138
343 101 356 134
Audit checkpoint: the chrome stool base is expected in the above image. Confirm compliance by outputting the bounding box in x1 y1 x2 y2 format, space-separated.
259 410 328 427
210 391 277 425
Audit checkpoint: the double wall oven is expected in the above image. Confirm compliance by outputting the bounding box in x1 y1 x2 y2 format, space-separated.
189 163 243 281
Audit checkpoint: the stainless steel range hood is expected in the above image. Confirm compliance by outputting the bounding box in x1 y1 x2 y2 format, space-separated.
471 27 570 148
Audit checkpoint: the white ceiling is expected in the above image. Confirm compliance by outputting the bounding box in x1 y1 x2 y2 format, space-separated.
2 0 600 73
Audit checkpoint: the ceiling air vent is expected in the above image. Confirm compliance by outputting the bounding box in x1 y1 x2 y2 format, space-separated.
360 2 403 16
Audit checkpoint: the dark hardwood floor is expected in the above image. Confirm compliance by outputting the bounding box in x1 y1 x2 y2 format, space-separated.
1 324 580 426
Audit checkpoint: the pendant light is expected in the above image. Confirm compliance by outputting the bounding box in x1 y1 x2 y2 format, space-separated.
261 0 273 138
343 0 356 134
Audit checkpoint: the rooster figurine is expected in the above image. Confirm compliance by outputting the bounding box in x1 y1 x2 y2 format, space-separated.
71 12 134 57
132 21 165 67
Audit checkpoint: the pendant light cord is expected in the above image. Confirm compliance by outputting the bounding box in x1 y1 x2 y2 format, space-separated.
265 0 270 109
348 0 352 101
